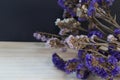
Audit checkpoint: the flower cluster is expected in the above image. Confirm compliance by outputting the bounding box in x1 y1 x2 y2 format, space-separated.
52 49 120 80
52 53 66 71
85 54 120 79
34 0 120 80
52 48 120 80
33 32 48 41
52 52 90 79
55 18 86 35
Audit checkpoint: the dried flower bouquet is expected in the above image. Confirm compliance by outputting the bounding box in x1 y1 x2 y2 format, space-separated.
33 0 120 80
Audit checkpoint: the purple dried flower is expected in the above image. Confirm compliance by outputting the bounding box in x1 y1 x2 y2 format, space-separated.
78 50 85 61
108 56 118 65
77 63 85 70
59 28 70 36
41 36 47 42
52 53 66 71
98 57 106 63
109 50 120 61
35 33 41 40
78 17 87 22
64 58 79 74
86 54 108 78
33 32 41 40
85 54 109 78
76 63 90 79
33 32 38 38
85 53 120 79
88 30 103 38
76 69 90 79
85 54 93 69
87 1 96 17
57 0 65 9
57 0 76 17
111 66 120 77
94 67 109 78
114 28 120 35
33 32 48 41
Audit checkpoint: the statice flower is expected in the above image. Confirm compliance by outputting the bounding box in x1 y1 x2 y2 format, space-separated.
85 54 94 69
108 56 118 65
85 53 120 79
65 35 75 49
34 0 120 79
78 49 85 61
33 32 49 41
109 49 120 61
65 35 89 49
64 58 79 74
111 66 120 77
59 28 70 36
107 34 117 42
87 1 96 17
114 28 120 36
57 0 65 9
40 36 47 42
52 53 66 71
46 38 65 48
76 64 90 79
88 30 103 39
33 32 41 40
57 0 76 17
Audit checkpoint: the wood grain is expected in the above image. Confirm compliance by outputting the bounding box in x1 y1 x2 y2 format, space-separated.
0 42 118 80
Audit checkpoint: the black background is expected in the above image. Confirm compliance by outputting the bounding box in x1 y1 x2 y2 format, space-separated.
0 0 119 41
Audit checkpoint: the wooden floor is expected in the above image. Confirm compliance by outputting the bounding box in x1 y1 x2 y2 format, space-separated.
0 42 118 80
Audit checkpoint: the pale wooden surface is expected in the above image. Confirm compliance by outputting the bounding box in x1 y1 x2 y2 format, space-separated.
0 42 118 80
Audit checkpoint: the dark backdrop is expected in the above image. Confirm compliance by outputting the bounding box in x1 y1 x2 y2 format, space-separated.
0 0 119 41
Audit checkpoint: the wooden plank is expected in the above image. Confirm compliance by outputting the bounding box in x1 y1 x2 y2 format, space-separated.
0 42 118 80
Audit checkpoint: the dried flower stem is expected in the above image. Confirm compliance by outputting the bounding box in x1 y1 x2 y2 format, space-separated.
38 32 61 38
93 17 114 33
97 8 120 28
86 49 107 58
100 14 119 29
72 42 108 46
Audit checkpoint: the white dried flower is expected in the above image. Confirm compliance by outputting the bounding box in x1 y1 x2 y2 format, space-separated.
65 35 89 49
107 34 117 42
59 28 70 35
46 38 59 47
90 35 97 43
82 5 88 13
55 18 61 25
36 34 41 40
65 35 75 49
80 35 88 38
79 0 81 3
76 8 82 17
63 18 69 23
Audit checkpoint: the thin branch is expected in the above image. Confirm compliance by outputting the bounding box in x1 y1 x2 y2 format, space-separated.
38 32 61 38
93 17 114 33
